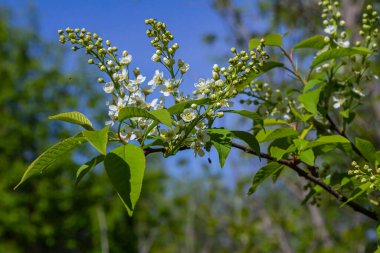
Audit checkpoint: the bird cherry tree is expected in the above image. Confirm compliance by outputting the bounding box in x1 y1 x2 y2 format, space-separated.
15 0 380 238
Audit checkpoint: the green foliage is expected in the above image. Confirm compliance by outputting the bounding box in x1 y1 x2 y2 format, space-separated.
82 125 109 154
294 34 326 50
207 128 232 167
49 111 94 130
248 162 286 194
104 144 146 216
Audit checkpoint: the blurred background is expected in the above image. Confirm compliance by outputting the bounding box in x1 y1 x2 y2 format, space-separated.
0 0 379 252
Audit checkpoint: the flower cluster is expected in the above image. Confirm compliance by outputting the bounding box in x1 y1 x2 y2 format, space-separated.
318 0 349 48
348 161 380 190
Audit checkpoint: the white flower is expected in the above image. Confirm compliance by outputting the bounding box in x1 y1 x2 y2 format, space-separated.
194 78 210 91
190 141 205 157
324 25 337 35
148 70 164 86
129 74 146 86
352 87 365 97
160 128 179 142
160 79 178 96
196 129 210 143
103 82 114 93
120 54 132 65
151 54 160 62
120 125 137 141
219 99 233 108
337 39 350 48
108 97 127 119
148 97 164 110
129 90 146 106
180 63 190 74
181 108 197 122
332 96 345 109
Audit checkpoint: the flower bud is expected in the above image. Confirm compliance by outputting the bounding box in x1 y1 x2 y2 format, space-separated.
88 59 94 64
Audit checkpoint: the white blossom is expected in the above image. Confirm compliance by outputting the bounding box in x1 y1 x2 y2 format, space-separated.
181 108 197 122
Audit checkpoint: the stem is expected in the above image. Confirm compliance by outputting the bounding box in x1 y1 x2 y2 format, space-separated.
280 47 306 86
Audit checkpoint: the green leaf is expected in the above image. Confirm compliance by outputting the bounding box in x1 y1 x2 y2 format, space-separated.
49 111 94 130
118 106 172 127
248 162 285 195
263 118 290 126
249 34 282 50
298 87 322 115
294 35 326 50
82 125 109 155
231 130 260 156
303 79 323 93
299 149 315 166
256 128 298 143
207 128 232 168
104 144 146 216
288 102 314 122
236 61 284 91
76 155 105 185
15 134 87 189
311 47 373 69
307 135 350 149
355 137 376 163
340 182 370 207
222 110 263 128
167 98 209 115
270 146 287 160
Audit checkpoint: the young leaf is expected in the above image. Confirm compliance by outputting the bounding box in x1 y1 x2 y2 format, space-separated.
207 128 232 168
307 135 350 149
49 111 94 130
310 47 373 69
256 128 298 143
249 34 282 50
82 125 109 155
248 162 285 195
303 79 323 93
104 144 146 216
263 118 290 127
222 110 263 128
231 130 260 156
355 137 376 163
14 134 87 189
76 155 105 185
299 149 315 166
298 87 322 115
118 106 172 127
270 146 287 160
294 35 326 50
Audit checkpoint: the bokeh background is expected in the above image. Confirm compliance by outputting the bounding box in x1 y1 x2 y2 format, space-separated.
0 0 379 252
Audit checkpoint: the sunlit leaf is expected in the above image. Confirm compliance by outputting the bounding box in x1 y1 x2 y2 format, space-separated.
294 35 326 50
49 111 94 130
104 144 146 216
118 106 172 127
207 128 232 168
76 155 105 185
82 125 109 154
15 134 87 189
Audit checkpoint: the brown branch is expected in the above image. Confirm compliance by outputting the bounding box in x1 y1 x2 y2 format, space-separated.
231 142 378 221
142 142 378 221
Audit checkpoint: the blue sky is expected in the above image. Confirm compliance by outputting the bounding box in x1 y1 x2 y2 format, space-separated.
2 0 262 183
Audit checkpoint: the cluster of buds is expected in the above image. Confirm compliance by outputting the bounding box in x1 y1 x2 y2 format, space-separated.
145 19 189 76
318 0 349 48
357 4 379 51
348 161 380 190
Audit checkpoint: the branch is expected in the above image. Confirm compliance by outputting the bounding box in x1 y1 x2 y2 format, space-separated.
142 142 378 221
231 142 378 221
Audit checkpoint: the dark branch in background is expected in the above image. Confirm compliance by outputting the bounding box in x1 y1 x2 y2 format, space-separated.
143 142 378 221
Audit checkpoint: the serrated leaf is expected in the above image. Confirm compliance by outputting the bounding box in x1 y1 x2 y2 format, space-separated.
82 125 109 154
231 130 260 156
299 149 315 166
236 61 284 91
207 128 232 168
311 47 373 69
355 137 376 163
222 110 263 128
294 35 326 50
76 155 105 185
118 107 172 127
307 135 350 149
298 87 322 115
15 134 87 189
104 144 146 216
256 128 298 143
248 162 285 195
167 98 209 115
49 111 94 130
